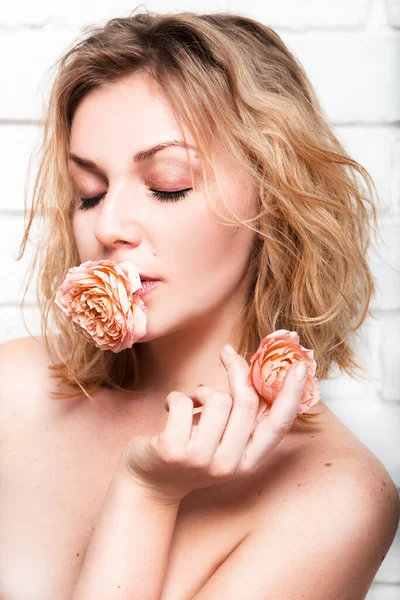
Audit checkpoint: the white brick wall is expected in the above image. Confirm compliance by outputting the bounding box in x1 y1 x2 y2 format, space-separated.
387 0 400 27
0 1 399 597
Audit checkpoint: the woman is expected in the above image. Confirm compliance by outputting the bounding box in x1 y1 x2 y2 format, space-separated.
0 9 398 599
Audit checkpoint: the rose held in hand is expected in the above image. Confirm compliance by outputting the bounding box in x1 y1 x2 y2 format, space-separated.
54 259 148 352
122 344 309 504
248 329 321 417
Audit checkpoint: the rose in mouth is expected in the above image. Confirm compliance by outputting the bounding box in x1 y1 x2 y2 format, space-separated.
54 259 148 352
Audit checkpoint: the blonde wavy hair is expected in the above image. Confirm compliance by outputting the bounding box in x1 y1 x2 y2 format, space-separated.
18 8 382 426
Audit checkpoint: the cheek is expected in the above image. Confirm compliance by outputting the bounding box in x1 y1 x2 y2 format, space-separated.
72 213 82 247
72 212 92 260
168 205 255 296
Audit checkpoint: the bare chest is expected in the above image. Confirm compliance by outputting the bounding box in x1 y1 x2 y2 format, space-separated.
0 403 262 600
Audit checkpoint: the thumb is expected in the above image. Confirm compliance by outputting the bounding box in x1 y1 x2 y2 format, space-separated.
289 361 308 412
291 361 308 383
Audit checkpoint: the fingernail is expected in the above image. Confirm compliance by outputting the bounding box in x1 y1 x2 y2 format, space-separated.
293 361 308 382
223 344 236 354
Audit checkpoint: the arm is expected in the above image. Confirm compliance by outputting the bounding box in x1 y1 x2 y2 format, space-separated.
71 455 180 600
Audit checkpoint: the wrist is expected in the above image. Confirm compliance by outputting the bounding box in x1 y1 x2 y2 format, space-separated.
116 451 183 510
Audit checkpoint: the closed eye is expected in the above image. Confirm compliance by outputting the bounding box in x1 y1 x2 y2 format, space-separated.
77 188 192 210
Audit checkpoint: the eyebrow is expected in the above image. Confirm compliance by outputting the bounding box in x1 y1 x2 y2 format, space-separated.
68 140 198 171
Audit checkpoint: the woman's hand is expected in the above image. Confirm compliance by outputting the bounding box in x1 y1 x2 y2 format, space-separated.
121 345 308 505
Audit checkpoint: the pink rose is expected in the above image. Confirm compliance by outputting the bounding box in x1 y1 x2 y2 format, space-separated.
248 329 321 417
54 259 148 353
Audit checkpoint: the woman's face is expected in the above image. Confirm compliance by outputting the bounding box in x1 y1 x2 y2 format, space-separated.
69 72 258 342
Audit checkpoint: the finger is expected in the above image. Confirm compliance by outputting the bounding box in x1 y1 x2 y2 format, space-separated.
242 362 307 470
214 347 260 467
162 392 194 450
165 389 203 413
186 386 232 455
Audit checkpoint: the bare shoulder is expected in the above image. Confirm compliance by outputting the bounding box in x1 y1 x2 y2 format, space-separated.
0 335 64 437
190 406 400 600
254 401 399 524
250 402 400 588
0 335 52 391
0 334 50 367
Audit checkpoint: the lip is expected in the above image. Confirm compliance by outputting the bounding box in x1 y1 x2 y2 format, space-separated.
136 280 161 296
139 273 161 282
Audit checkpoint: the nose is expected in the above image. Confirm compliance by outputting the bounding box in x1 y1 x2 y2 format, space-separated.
94 184 143 251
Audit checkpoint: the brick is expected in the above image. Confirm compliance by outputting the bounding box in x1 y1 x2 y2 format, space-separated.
139 0 228 14
0 305 41 344
373 520 400 584
367 580 400 599
2 29 400 125
0 1 376 30
226 0 371 29
392 134 400 212
380 314 400 402
321 371 380 405
323 394 400 485
0 124 42 212
1 213 38 305
0 0 141 28
284 32 400 124
0 30 79 120
320 315 383 402
334 126 395 214
369 215 400 311
0 0 228 29
387 0 400 28
0 0 55 28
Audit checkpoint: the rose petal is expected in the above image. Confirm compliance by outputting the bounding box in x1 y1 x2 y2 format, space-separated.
54 259 148 351
248 329 320 416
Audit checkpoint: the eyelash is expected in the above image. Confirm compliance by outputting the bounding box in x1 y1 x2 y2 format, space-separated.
77 188 192 210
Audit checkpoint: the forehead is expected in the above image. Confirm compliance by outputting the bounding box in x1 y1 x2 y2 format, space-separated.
69 72 195 152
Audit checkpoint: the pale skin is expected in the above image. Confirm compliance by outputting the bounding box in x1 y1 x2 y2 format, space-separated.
0 70 399 599
72 347 309 599
69 71 260 410
70 71 311 594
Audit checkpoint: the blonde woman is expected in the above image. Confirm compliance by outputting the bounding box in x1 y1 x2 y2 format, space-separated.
1 9 398 600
